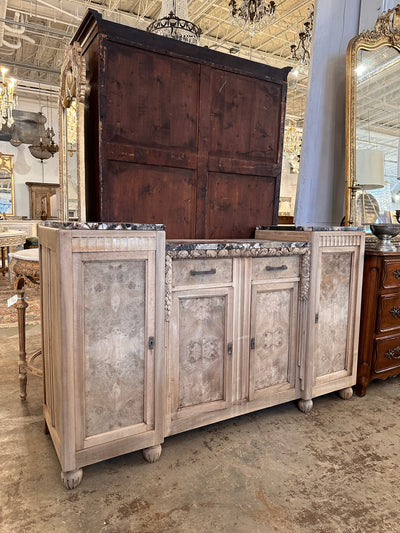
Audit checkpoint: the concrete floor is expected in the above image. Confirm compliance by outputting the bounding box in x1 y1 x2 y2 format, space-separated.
1 310 400 532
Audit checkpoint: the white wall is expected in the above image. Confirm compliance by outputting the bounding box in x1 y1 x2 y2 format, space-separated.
4 95 59 218
295 0 396 226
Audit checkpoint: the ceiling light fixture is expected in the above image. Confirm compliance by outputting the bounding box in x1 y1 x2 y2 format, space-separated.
147 0 202 45
283 120 302 173
28 112 59 162
290 6 314 72
0 67 17 131
229 0 276 36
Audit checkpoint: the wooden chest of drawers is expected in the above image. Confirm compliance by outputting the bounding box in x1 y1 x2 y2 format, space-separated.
356 249 400 396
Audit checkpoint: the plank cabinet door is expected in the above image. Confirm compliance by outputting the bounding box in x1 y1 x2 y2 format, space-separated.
248 281 299 406
167 286 234 436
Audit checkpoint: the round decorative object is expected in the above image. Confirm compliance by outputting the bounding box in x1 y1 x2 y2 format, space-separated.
370 224 400 251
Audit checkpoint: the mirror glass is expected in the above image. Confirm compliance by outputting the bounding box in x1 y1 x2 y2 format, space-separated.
355 46 400 226
63 98 78 220
59 42 86 222
0 153 14 216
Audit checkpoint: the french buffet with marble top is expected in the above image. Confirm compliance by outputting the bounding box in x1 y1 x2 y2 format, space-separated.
39 10 366 489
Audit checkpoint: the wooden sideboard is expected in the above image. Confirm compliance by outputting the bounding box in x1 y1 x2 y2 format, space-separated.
69 10 290 239
356 249 400 396
39 224 365 489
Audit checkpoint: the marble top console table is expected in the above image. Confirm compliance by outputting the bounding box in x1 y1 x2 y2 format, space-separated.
39 224 365 489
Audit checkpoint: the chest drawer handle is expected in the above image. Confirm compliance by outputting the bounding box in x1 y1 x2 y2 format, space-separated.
190 268 216 276
393 270 400 280
266 265 288 271
390 306 400 319
385 346 400 359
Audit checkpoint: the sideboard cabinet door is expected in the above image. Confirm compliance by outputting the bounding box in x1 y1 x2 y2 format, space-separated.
312 245 362 397
73 251 159 458
167 286 234 436
247 255 300 409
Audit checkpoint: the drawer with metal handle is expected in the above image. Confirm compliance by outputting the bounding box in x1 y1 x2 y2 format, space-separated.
251 255 300 281
373 335 400 374
172 258 233 287
377 293 400 332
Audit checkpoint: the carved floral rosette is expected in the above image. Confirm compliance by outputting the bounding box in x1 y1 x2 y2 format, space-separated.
165 246 311 320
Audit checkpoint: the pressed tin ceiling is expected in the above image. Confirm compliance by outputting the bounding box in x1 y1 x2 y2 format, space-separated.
0 0 313 118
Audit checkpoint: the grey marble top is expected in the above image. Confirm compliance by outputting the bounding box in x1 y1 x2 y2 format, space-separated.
166 239 310 252
257 225 364 232
41 221 165 231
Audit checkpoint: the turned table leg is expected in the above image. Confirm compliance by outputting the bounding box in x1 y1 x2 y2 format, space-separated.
16 288 28 400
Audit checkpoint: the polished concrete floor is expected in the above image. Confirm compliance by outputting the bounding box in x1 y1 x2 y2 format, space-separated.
1 310 400 532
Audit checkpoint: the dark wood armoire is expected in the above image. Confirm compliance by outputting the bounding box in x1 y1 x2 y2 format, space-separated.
73 10 290 239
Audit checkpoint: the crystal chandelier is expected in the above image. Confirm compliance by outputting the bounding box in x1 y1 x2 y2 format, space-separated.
283 121 302 173
28 112 59 161
290 6 314 72
0 67 17 131
229 0 276 36
147 0 202 45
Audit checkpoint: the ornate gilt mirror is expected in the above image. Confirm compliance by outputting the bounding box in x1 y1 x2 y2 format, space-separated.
345 5 400 226
0 153 14 216
59 42 86 221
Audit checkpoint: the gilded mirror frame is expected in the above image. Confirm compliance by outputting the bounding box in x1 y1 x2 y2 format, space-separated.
59 42 86 221
345 5 400 225
0 153 14 217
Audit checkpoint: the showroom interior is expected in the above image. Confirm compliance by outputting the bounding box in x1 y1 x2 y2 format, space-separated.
1 1 400 532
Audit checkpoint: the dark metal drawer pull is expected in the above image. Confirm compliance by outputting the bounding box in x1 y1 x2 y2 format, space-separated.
266 265 288 271
390 306 400 319
393 269 400 280
190 268 216 276
385 346 400 359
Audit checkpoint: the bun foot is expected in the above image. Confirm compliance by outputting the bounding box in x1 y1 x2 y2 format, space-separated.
142 444 162 463
61 468 83 489
298 399 313 413
338 387 353 400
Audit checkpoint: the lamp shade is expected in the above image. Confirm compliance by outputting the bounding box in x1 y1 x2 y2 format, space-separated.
356 150 385 189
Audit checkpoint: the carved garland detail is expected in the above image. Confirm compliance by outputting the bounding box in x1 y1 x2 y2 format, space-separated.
164 247 311 320
60 42 86 109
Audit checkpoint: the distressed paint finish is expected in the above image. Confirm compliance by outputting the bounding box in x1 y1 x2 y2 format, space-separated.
254 289 292 390
178 295 226 409
83 259 146 436
315 252 352 377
